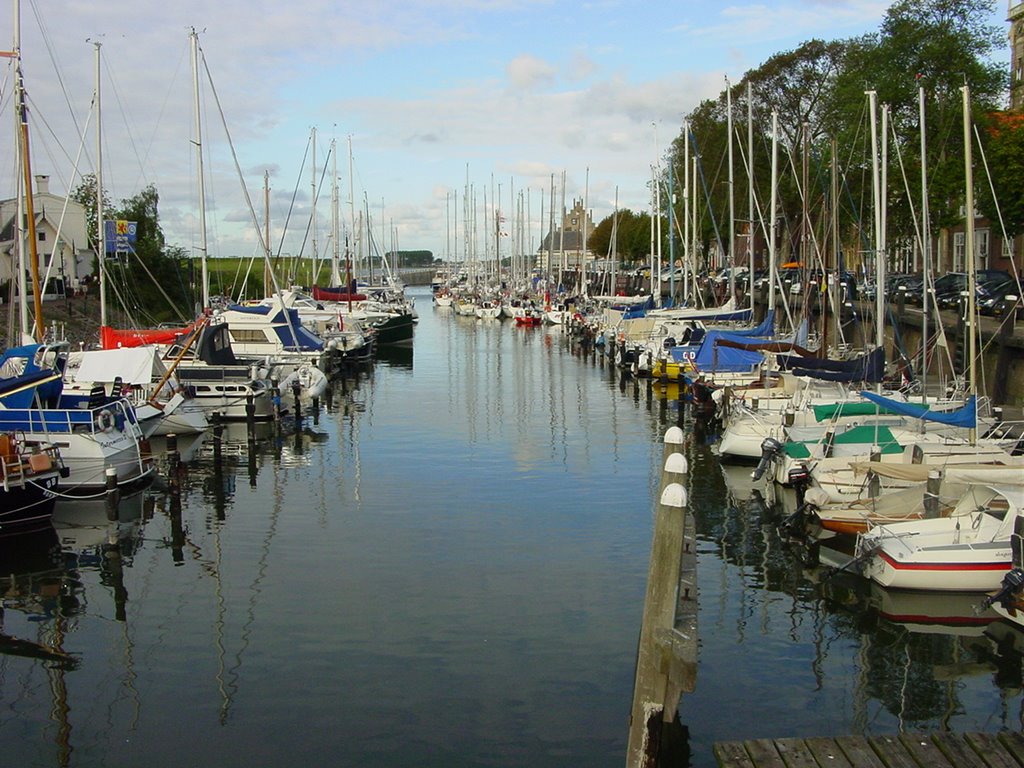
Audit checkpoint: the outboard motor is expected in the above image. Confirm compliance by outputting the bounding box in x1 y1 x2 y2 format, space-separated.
751 437 784 481
978 568 1024 613
787 462 812 507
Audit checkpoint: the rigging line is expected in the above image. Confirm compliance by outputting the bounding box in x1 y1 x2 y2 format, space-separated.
22 91 84 183
272 134 311 270
131 39 191 192
686 127 726 264
27 0 85 147
973 122 1023 293
306 142 335 277
100 53 148 192
199 48 283 302
39 106 94 297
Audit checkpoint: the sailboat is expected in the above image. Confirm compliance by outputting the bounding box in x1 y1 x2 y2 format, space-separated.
854 478 1024 591
0 38 152 492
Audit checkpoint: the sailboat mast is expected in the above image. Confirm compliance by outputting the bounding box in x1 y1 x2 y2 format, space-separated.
190 29 209 309
263 171 272 297
347 135 357 281
311 126 318 278
727 77 735 301
330 139 342 287
746 80 754 306
867 90 884 352
683 120 690 304
9 7 43 343
18 64 44 341
92 40 106 331
919 85 931 402
582 167 589 299
961 84 978 439
769 111 778 313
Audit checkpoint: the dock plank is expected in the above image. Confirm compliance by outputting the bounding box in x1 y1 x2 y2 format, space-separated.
998 730 1024 765
798 737 856 765
772 737 823 768
930 732 988 768
713 732 1024 768
832 735 886 768
803 737 854 768
898 733 956 766
713 741 757 768
866 735 924 768
743 738 787 768
963 732 1021 768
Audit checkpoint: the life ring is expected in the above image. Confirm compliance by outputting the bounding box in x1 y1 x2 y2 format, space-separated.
95 409 116 434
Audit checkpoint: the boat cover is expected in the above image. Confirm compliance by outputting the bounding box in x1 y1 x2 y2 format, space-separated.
859 391 978 429
101 324 193 350
66 347 168 386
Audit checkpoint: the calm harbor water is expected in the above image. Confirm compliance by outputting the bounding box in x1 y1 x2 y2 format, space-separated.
2 286 1022 767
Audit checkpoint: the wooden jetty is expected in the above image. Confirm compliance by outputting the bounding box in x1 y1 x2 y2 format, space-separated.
714 730 1024 767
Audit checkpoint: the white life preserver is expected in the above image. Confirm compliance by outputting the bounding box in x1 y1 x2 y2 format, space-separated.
95 409 116 434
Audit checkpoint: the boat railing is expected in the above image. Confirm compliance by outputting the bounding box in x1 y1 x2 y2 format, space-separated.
0 399 140 437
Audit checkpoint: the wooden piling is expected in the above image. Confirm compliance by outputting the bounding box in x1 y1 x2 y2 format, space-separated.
627 427 696 768
104 467 120 521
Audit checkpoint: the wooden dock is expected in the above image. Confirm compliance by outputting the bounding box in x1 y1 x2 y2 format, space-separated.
714 730 1024 767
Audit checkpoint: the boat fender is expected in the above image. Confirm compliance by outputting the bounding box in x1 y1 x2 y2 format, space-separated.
95 409 116 434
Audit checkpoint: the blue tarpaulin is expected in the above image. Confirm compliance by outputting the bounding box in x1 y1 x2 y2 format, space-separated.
858 390 978 429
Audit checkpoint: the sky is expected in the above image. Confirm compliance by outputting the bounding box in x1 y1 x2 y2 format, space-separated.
1 0 1015 268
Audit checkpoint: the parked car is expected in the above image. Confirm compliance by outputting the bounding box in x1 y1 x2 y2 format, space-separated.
935 270 1013 310
979 277 1023 316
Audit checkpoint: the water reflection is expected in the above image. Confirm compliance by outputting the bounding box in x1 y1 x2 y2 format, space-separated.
665 414 1024 754
375 344 413 370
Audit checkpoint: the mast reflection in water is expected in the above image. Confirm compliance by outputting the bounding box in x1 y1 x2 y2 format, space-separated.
0 287 1022 768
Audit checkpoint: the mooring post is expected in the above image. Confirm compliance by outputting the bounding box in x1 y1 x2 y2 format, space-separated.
166 433 179 474
627 425 693 768
292 378 302 422
104 467 120 521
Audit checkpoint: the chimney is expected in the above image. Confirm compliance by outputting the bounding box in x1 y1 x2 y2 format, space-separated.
35 175 50 195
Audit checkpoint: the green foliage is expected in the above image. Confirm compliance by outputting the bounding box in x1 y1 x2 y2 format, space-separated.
977 111 1024 237
671 0 1011 272
588 209 653 265
385 250 434 267
70 178 193 324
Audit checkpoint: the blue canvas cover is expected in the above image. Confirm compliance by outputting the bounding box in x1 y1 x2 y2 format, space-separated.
859 391 978 429
671 330 764 373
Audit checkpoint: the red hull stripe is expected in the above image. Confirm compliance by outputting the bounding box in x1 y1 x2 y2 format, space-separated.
878 551 1010 572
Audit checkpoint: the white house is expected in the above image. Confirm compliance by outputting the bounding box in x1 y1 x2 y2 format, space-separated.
0 174 95 296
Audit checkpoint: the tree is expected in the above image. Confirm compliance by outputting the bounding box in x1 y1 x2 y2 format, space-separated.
588 209 653 265
69 174 113 256
977 110 1024 239
70 178 193 323
671 0 1011 277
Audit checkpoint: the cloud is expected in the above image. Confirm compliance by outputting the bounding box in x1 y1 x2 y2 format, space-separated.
506 54 558 90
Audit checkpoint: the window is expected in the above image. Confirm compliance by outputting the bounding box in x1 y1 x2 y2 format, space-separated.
976 228 990 267
230 329 270 343
953 232 965 271
38 231 46 242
